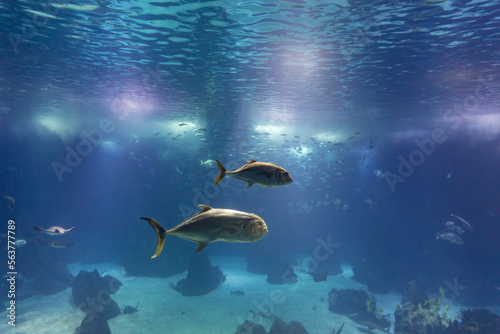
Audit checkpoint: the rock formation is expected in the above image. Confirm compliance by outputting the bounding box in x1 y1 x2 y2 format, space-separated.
72 269 122 333
173 253 226 296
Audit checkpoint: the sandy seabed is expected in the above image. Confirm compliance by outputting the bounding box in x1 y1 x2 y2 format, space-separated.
0 256 484 334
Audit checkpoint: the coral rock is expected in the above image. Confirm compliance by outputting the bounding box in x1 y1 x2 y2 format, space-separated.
72 270 122 320
269 319 308 334
173 253 226 296
75 313 111 334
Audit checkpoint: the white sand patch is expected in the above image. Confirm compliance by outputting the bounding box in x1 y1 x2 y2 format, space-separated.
1 257 494 334
0 289 84 334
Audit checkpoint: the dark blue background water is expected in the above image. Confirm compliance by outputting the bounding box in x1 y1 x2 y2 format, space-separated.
1 0 500 307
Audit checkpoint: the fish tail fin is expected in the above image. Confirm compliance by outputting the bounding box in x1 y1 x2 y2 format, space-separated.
141 217 167 258
34 226 44 234
213 160 226 185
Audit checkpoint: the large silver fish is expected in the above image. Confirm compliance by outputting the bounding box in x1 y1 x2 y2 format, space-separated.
141 205 268 258
213 160 293 189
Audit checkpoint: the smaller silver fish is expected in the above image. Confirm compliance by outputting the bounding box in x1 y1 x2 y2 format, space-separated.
436 232 463 245
201 159 216 167
14 239 26 247
213 160 293 189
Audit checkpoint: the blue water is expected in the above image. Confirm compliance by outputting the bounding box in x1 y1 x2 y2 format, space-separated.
1 0 500 333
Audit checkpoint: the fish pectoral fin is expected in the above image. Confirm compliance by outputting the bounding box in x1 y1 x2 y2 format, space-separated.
195 241 210 253
55 229 62 234
246 182 254 189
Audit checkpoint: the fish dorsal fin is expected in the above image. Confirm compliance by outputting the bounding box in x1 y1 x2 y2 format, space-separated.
198 205 212 213
183 205 213 223
247 159 257 163
195 241 210 253
55 228 62 234
245 182 254 189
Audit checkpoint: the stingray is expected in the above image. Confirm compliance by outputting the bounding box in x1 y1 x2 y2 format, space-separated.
122 303 139 314
34 226 74 236
37 239 74 248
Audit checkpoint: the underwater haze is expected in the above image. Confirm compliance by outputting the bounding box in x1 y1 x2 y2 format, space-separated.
1 0 500 333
